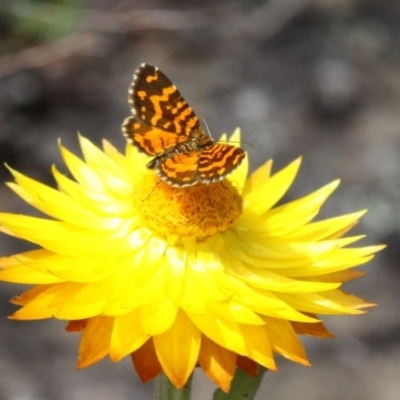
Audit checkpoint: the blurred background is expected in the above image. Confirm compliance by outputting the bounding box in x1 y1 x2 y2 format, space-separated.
0 0 398 399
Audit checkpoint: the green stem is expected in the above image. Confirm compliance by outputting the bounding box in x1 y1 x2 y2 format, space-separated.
213 368 267 400
154 373 193 400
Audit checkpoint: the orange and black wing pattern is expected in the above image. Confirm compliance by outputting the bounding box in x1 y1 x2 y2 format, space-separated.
122 63 201 155
122 63 246 187
158 144 246 187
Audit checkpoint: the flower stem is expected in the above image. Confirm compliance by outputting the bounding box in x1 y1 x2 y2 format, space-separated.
154 373 193 400
212 368 267 400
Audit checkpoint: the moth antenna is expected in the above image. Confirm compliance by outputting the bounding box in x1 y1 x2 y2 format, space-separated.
224 140 254 148
200 117 212 138
199 117 252 148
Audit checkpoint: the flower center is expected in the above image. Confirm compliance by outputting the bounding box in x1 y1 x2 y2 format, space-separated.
133 171 243 241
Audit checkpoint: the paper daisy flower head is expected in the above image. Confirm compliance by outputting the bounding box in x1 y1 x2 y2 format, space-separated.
0 64 383 393
0 131 383 390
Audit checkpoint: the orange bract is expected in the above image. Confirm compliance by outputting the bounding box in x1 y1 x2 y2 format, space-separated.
122 63 246 187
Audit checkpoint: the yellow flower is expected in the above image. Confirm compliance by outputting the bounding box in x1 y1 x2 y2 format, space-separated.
0 129 383 392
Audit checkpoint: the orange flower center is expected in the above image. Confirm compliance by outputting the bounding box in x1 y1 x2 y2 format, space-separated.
133 171 243 241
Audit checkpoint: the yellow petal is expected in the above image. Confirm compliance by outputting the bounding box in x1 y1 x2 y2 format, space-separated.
0 264 62 284
109 310 149 361
189 242 233 302
11 284 51 306
243 159 273 196
79 134 126 179
78 316 113 368
239 324 277 370
284 211 367 241
0 250 61 284
52 283 111 319
227 273 318 322
223 231 340 293
140 296 178 336
207 300 266 325
277 289 371 315
78 136 135 200
59 143 109 193
291 316 335 338
281 245 383 278
125 143 149 185
7 170 124 230
102 139 127 167
253 180 340 236
198 335 236 393
226 128 248 191
264 316 309 366
163 247 186 305
153 310 201 388
243 158 301 215
188 311 248 355
52 165 133 215
179 268 207 314
11 283 85 319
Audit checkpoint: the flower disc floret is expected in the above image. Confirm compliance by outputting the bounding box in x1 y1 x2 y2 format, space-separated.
133 172 243 241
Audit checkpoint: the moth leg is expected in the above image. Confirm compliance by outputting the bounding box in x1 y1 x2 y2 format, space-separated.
141 181 162 201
